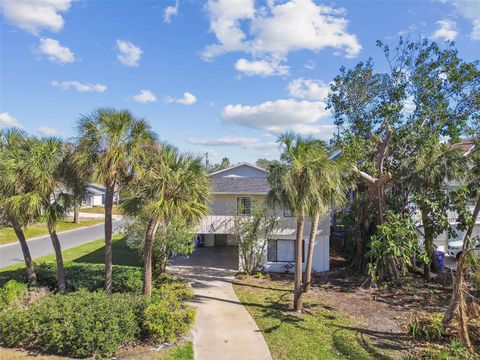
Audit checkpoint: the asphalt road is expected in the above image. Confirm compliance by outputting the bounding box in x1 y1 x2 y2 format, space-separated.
0 220 124 268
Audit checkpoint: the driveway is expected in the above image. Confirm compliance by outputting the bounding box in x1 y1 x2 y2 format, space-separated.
0 220 124 268
168 246 272 360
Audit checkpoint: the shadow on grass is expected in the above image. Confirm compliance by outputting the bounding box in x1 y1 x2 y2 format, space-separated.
332 325 410 360
73 237 141 267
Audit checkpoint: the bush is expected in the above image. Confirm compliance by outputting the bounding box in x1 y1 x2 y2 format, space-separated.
0 280 27 309
143 299 195 342
408 311 445 341
0 289 145 359
0 262 143 293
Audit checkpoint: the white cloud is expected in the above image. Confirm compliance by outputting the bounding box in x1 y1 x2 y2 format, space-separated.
38 125 59 136
188 136 276 149
116 40 142 66
133 89 157 103
37 38 75 63
0 112 22 128
221 98 333 137
304 60 316 70
403 95 416 115
164 0 179 23
432 19 458 41
234 58 288 76
442 0 480 40
203 0 361 66
51 80 107 92
166 92 197 105
287 78 331 101
0 0 71 35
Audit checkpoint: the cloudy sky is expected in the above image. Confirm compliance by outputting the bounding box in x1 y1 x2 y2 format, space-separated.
1 0 479 163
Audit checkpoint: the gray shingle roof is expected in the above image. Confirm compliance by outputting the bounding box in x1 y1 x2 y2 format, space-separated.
212 177 271 194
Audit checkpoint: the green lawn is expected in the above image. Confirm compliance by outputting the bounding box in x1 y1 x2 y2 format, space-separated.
161 342 194 360
0 235 141 272
0 219 104 245
233 277 402 360
79 205 123 215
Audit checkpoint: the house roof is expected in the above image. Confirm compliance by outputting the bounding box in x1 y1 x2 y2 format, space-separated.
209 162 268 176
212 177 271 194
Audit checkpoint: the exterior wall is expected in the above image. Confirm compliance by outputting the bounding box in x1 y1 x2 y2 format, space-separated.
211 165 267 179
205 233 214 247
91 195 104 206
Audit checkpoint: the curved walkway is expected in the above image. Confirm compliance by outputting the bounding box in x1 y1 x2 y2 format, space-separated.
168 247 272 360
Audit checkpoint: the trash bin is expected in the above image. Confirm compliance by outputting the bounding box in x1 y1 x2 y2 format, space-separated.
435 251 445 270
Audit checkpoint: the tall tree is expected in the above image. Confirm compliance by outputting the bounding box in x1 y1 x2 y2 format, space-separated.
75 108 155 292
268 133 326 311
303 148 349 293
25 137 74 293
122 144 210 297
0 129 37 284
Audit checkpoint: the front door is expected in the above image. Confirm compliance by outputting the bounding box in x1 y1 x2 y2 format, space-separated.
214 234 227 246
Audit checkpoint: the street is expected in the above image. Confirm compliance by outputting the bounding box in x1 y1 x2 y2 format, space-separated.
0 220 123 268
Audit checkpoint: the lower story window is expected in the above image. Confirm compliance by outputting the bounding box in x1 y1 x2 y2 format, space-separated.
267 239 305 262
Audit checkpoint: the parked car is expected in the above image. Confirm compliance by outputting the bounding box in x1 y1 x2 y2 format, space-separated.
447 240 480 260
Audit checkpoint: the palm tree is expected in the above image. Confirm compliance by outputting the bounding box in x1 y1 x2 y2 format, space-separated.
122 144 210 297
268 133 322 312
303 147 349 293
25 137 74 293
0 129 37 284
75 108 155 292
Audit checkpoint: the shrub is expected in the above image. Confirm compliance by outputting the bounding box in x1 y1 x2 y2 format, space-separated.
142 299 195 342
408 311 445 341
0 289 146 359
0 280 27 309
0 262 143 293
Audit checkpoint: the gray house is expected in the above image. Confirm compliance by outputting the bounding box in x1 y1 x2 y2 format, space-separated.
195 163 330 272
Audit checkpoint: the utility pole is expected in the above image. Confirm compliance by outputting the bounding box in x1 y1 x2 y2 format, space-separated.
205 152 209 169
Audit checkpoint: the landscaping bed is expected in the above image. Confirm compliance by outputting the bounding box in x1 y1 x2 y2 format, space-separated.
0 237 195 359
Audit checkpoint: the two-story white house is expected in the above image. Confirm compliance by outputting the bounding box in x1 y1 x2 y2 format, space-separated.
195 163 330 273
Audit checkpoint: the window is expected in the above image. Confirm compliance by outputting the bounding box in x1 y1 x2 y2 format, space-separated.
237 197 251 215
267 239 305 262
283 207 293 217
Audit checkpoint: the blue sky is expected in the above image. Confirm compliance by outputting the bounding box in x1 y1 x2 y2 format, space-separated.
1 0 479 164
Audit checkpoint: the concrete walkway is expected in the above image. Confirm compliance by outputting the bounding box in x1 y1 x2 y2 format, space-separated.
168 247 272 360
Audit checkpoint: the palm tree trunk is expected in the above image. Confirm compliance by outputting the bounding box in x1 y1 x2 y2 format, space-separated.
73 205 80 224
443 195 479 351
303 213 320 293
47 223 66 293
104 182 115 293
293 213 304 312
143 219 159 297
12 222 37 285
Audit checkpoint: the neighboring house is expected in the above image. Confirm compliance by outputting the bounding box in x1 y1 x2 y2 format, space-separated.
417 140 480 252
195 163 330 273
82 184 120 207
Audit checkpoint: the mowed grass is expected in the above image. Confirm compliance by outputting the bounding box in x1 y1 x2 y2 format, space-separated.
233 277 402 360
79 205 123 215
0 235 141 272
0 219 104 245
161 342 194 360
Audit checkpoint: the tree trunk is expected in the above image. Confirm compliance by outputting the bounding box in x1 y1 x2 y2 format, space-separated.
104 182 115 293
47 223 66 293
73 205 80 224
293 214 304 312
303 213 320 293
143 219 159 297
12 222 37 285
421 210 439 281
443 196 479 351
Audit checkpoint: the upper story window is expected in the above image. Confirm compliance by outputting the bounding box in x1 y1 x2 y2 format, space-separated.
237 196 251 216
